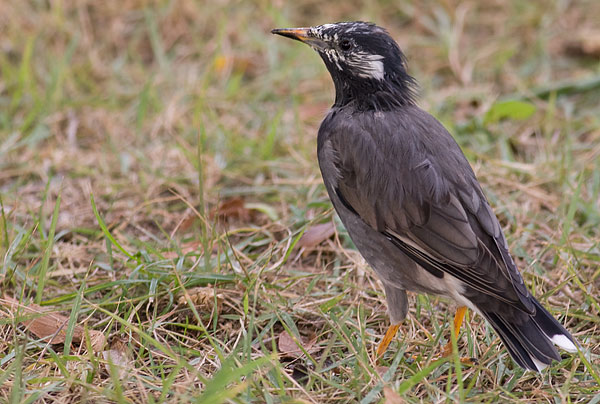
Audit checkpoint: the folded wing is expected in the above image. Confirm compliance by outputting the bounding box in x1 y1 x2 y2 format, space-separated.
328 109 534 313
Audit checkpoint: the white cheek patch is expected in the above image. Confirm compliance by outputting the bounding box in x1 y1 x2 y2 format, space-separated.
359 58 385 80
347 53 385 81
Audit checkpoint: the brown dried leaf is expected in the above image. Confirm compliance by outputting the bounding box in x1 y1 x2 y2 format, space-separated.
177 286 223 313
376 365 389 377
297 222 336 250
90 329 107 352
1 296 106 352
177 213 199 233
211 197 251 222
383 386 405 404
278 330 317 358
564 30 600 57
102 335 132 380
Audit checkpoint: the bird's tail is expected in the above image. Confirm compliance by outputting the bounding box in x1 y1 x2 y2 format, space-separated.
480 299 577 371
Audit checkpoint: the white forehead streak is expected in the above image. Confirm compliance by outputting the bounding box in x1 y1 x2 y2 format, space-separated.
318 23 337 30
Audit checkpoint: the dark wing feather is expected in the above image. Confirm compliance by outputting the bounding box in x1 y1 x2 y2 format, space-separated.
324 106 533 313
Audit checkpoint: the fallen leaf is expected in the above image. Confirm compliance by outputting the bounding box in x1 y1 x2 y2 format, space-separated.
211 197 251 222
384 386 405 404
564 30 600 57
297 222 336 250
177 213 199 233
102 335 132 380
376 365 389 377
278 330 318 358
177 286 223 313
89 329 107 352
1 296 106 352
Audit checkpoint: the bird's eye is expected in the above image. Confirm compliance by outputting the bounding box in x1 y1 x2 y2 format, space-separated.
339 39 352 51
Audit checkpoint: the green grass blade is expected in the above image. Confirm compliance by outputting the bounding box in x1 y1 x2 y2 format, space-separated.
63 276 86 356
196 355 274 404
90 193 134 260
36 183 61 304
396 358 447 395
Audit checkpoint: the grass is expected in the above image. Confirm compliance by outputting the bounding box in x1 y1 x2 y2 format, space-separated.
0 0 599 402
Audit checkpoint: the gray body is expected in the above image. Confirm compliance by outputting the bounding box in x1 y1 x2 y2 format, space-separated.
318 105 514 320
273 21 577 371
318 106 473 322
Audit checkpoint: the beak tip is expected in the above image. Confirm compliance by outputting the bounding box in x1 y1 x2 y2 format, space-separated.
270 27 310 42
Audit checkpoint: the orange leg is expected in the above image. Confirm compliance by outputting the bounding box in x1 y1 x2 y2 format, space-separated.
376 323 401 358
377 307 475 365
442 306 467 358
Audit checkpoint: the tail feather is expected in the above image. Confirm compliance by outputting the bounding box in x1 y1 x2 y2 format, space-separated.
531 299 577 352
483 312 539 370
479 298 576 371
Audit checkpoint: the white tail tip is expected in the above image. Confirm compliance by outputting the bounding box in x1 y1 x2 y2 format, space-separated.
532 357 549 372
551 334 577 352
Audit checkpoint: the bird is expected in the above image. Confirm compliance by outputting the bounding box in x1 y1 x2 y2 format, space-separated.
272 21 577 371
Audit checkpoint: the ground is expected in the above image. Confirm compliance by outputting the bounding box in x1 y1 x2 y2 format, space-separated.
0 0 599 403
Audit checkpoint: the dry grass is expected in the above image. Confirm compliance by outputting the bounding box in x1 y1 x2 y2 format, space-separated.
1 0 599 402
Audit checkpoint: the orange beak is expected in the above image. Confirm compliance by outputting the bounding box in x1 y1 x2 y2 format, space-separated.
271 27 327 50
271 27 311 42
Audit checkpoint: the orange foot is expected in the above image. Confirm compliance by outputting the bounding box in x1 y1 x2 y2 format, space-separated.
440 306 477 365
376 323 401 358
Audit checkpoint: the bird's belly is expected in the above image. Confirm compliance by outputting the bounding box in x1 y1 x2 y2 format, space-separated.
317 143 466 303
332 198 457 297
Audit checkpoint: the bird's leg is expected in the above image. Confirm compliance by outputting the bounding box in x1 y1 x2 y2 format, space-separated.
377 284 407 359
442 306 467 357
376 323 401 358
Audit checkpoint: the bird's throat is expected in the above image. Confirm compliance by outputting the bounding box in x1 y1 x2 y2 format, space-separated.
332 73 416 111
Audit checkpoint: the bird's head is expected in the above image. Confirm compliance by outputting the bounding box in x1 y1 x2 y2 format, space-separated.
272 21 416 110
